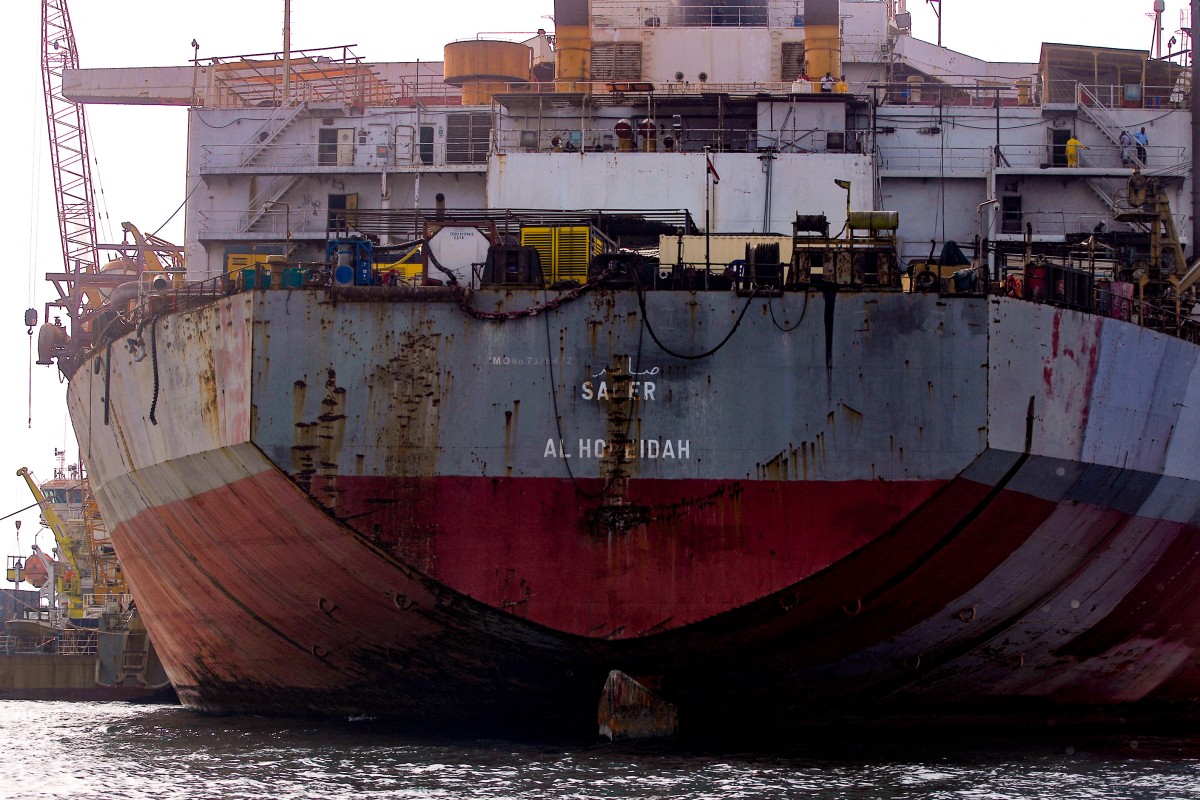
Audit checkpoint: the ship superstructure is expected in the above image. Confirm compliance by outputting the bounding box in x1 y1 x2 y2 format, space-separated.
32 0 1200 736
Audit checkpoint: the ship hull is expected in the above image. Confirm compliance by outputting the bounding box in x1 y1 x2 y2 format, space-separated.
67 287 1200 735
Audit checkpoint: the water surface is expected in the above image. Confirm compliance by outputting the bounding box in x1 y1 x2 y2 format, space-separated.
4 701 1199 799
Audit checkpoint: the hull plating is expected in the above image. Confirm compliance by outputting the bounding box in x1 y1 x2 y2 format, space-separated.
67 288 1200 733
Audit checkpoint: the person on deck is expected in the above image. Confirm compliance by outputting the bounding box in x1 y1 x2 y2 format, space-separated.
821 72 834 92
1065 134 1086 167
1134 127 1149 164
1119 129 1133 166
836 75 849 93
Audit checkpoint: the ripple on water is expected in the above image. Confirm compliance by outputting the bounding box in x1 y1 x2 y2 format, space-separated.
1 702 1200 800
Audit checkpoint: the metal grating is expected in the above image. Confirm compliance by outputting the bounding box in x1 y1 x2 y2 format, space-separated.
446 112 492 164
591 43 643 81
781 42 807 82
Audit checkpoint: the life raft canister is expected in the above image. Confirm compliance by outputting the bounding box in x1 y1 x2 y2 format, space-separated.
23 553 50 588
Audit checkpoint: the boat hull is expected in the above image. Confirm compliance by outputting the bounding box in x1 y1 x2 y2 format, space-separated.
67 287 1200 734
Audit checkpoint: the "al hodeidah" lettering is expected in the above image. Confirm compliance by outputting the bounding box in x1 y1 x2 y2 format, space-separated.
544 438 691 459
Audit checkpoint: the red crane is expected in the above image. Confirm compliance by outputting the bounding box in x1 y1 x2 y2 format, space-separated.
35 1 183 368
40 0 101 341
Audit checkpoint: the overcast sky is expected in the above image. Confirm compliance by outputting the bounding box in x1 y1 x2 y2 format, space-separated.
0 0 1189 565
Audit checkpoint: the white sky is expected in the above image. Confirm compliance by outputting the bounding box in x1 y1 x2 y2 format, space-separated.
0 0 1189 565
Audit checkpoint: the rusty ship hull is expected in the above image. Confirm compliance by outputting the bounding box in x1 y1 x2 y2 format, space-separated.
63 285 1200 735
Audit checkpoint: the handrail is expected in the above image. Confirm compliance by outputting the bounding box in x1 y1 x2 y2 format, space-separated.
1076 84 1145 169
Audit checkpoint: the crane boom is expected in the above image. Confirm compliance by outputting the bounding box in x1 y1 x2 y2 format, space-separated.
41 0 100 320
17 467 81 577
34 0 187 372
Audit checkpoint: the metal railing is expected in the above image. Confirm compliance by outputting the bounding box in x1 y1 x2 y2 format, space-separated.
1044 80 1185 110
591 0 800 29
200 46 397 109
0 626 99 656
201 135 491 172
875 140 1185 175
494 124 860 155
878 146 992 173
1000 269 1199 343
873 81 1032 108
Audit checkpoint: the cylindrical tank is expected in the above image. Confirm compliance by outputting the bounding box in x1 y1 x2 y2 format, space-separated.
443 40 531 104
554 0 591 91
1016 77 1031 106
907 74 924 103
799 0 841 78
97 256 138 302
847 210 899 231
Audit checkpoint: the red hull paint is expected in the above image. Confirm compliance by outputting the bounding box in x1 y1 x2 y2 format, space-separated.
102 449 1200 732
314 476 945 635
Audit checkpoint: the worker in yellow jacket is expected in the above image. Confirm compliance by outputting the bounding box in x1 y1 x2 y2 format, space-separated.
1066 134 1086 167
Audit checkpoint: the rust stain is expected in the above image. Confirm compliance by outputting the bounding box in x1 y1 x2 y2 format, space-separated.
841 403 863 435
599 355 634 501
196 347 220 441
378 327 445 478
292 379 307 423
758 450 790 481
315 368 348 510
503 400 519 477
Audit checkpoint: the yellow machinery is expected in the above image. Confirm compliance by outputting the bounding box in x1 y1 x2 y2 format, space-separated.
374 243 426 283
1119 170 1200 334
225 251 278 281
17 467 85 619
122 221 183 273
520 225 606 284
16 466 131 619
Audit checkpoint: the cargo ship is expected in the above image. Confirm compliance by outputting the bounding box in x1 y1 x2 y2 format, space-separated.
32 0 1200 737
1 459 172 701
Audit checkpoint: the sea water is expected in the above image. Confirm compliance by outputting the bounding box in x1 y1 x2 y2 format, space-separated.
2 701 1199 799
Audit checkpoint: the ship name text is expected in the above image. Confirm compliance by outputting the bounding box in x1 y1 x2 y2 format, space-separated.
543 438 691 459
581 358 661 401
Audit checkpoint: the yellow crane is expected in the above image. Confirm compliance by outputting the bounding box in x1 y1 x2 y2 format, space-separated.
16 466 85 620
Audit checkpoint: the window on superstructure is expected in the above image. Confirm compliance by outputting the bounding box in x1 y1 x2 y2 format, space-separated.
318 129 339 166
317 128 356 167
590 43 643 82
328 193 360 236
419 126 434 165
1001 196 1023 234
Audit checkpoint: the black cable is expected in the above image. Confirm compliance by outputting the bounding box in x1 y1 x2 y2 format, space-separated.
152 182 200 237
768 287 810 332
0 500 48 523
543 290 606 499
425 242 460 286
149 319 160 426
103 341 112 426
634 277 762 360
